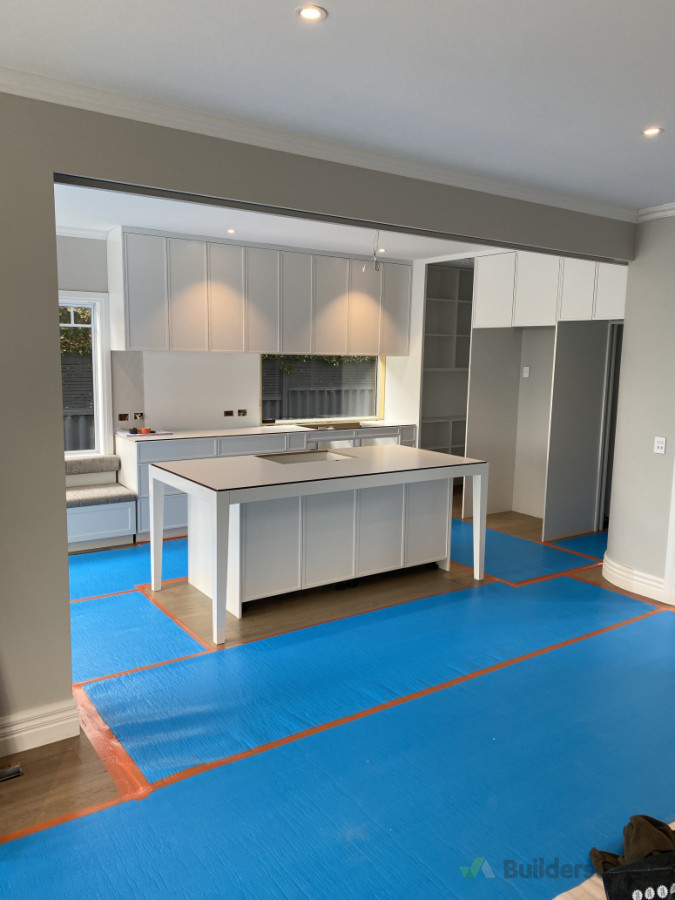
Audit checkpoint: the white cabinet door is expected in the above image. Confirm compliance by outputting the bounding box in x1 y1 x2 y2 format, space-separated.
245 247 280 352
380 262 411 355
168 239 208 351
303 491 356 587
347 259 381 355
559 258 596 321
357 484 404 576
513 252 560 327
594 263 627 320
208 243 245 352
473 253 516 328
280 251 312 353
312 255 349 354
124 232 169 350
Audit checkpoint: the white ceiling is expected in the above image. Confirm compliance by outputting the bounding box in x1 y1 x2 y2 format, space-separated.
53 185 484 261
6 0 675 214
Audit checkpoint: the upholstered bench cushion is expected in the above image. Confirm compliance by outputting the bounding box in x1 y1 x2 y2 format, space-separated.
65 455 121 476
66 484 136 508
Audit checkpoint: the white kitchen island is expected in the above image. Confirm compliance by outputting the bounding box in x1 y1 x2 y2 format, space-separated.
149 445 488 644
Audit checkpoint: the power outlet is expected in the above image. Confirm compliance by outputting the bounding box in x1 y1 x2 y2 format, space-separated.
118 413 129 422
238 409 247 417
654 436 666 454
224 410 234 417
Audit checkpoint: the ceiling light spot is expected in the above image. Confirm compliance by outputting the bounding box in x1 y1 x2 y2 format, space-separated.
227 228 236 234
642 126 663 137
296 5 328 21
378 248 386 254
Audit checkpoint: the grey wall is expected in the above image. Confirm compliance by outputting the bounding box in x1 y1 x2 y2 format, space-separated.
0 88 637 741
608 216 675 578
512 328 556 518
56 236 108 292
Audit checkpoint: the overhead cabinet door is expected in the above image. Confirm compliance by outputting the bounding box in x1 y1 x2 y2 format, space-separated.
208 243 245 352
559 258 596 321
245 247 280 353
380 263 411 355
594 263 627 320
513 252 560 327
168 239 208 351
347 259 381 355
124 233 169 350
473 253 516 328
280 252 312 353
313 255 349 354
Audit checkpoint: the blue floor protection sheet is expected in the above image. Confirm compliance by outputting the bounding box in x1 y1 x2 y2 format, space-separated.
451 517 596 582
4 611 675 900
85 577 650 782
68 538 188 600
550 531 609 560
71 591 204 683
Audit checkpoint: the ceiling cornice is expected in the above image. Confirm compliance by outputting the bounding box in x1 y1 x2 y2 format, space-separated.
0 65 638 225
637 202 675 223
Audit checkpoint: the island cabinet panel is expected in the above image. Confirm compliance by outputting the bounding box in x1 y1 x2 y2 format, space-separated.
512 252 560 327
473 252 516 328
404 479 450 565
347 260 382 355
380 263 411 355
356 484 405 576
168 239 209 351
245 247 280 353
303 491 356 588
208 243 245 352
312 255 350 354
280 252 313 353
241 497 301 601
559 257 597 321
124 232 169 350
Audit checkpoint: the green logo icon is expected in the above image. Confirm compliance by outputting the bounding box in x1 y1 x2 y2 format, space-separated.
460 857 496 879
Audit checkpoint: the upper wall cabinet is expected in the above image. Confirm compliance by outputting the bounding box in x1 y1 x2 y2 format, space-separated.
380 263 411 356
473 252 516 328
473 249 627 329
512 252 560 327
108 228 412 356
168 239 209 351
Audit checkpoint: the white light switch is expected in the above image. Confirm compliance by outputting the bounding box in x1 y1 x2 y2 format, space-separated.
654 436 666 454
522 366 530 378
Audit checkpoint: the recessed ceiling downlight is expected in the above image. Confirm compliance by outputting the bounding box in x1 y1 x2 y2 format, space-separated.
642 126 663 137
296 5 328 21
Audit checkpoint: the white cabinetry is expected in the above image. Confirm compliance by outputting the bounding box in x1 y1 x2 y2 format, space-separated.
312 255 350 354
245 247 280 352
512 252 560 327
109 228 412 358
594 263 627 320
473 252 515 328
168 239 208 351
559 258 596 321
208 243 245 352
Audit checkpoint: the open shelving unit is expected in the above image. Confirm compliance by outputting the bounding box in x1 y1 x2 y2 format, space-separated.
419 262 474 456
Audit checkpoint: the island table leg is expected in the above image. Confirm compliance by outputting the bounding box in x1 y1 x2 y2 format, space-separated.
149 474 165 591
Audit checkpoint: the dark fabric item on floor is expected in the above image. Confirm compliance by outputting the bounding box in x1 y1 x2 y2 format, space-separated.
601 851 675 900
590 815 675 874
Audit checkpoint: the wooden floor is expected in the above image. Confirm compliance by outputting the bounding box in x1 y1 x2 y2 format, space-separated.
0 500 651 842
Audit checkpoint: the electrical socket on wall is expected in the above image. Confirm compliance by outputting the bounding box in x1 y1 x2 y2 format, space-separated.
224 410 234 416
654 436 666 455
118 413 129 422
238 409 247 416
134 412 144 421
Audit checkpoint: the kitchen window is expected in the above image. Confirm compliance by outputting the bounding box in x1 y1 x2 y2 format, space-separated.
59 291 112 454
262 355 379 421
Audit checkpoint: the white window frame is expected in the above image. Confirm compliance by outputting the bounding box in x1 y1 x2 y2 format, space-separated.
59 291 113 455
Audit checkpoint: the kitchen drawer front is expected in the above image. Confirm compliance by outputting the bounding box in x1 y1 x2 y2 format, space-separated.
286 433 308 451
217 434 287 456
137 438 218 463
138 493 187 533
138 463 184 498
355 427 401 442
399 425 416 444
307 430 358 445
67 501 136 543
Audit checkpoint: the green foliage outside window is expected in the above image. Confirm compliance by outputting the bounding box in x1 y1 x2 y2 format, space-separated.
263 354 374 374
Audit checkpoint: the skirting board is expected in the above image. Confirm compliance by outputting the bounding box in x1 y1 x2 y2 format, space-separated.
0 698 80 756
602 553 673 606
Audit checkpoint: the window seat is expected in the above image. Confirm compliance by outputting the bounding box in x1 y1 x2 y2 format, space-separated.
66 454 136 549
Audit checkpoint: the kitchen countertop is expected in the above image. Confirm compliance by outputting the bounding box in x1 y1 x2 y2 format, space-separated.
115 421 415 442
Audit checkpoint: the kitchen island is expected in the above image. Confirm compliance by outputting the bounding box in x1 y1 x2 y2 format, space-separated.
149 444 488 644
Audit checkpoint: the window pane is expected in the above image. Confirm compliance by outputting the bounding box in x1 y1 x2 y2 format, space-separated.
262 356 377 421
60 307 95 451
58 306 71 324
73 307 92 325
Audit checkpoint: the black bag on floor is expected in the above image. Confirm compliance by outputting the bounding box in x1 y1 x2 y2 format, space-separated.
602 851 675 899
